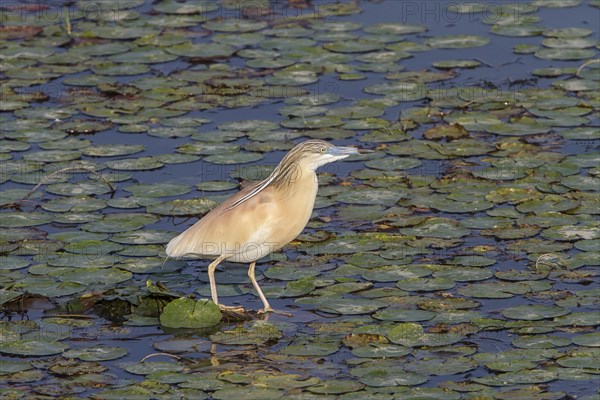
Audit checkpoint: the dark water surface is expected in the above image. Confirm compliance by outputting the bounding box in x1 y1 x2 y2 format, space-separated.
1 0 599 398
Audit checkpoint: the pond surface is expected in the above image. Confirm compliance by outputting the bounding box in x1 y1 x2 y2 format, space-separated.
1 0 599 399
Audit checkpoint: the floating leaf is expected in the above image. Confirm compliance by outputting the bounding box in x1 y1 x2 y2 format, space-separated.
59 267 132 286
0 340 68 356
160 298 222 328
396 278 456 292
210 321 282 345
146 198 216 216
281 340 341 356
63 346 128 361
399 218 470 238
359 368 428 387
110 230 175 245
82 144 144 157
0 212 53 227
503 305 569 320
105 157 164 171
572 333 600 347
125 183 192 198
425 35 489 48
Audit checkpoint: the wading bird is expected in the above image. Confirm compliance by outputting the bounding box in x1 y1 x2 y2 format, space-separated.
166 140 359 314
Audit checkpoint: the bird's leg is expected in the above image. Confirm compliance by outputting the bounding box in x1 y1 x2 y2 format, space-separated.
208 255 245 313
248 262 292 317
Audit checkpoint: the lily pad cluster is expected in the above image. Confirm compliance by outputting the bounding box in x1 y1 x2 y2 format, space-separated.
1 0 599 398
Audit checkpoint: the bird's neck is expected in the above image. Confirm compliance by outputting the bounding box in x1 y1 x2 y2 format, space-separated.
269 162 317 196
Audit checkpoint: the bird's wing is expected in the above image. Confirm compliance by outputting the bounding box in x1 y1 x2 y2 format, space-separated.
165 184 281 259
222 175 275 213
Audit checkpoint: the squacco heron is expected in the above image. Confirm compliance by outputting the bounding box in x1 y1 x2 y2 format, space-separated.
166 139 359 314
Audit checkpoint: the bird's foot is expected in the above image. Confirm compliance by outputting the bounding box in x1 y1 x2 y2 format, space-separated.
257 307 292 317
218 304 249 319
218 304 246 313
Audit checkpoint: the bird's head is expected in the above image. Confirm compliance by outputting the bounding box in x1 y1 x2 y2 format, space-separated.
269 140 361 189
289 139 360 171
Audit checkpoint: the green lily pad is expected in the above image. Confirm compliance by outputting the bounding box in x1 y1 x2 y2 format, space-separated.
204 152 263 165
122 361 185 375
280 116 344 129
405 356 478 375
365 157 422 171
535 48 596 60
196 181 238 192
572 333 600 347
156 153 201 164
45 181 113 197
63 346 128 361
204 20 267 32
59 267 132 286
516 196 580 214
119 257 184 272
91 63 150 76
84 22 158 38
210 321 282 345
359 368 428 387
212 387 283 400
106 157 164 171
335 188 401 206
263 264 323 281
306 379 364 394
503 305 569 320
373 308 436 322
153 0 218 14
433 59 481 69
281 340 341 356
42 196 106 213
481 225 541 239
399 218 470 238
0 360 33 374
323 41 381 53
64 240 123 254
544 27 593 38
491 24 545 37
542 225 599 241
0 289 24 304
364 81 426 101
561 175 600 191
82 145 144 157
22 150 81 163
0 212 54 227
387 322 462 347
0 340 68 356
146 198 216 216
475 369 558 385
512 334 571 349
310 298 384 315
458 281 533 299
0 256 30 271
396 278 456 292
108 47 178 64
110 230 175 245
125 183 192 198
433 267 494 282
362 265 432 282
425 35 489 48
556 350 600 369
15 280 86 298
351 342 411 359
364 22 426 34
160 298 222 328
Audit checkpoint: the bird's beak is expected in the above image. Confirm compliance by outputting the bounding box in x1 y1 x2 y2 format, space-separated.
327 146 360 157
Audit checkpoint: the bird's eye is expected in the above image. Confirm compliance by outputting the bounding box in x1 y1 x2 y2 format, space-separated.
319 147 326 153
